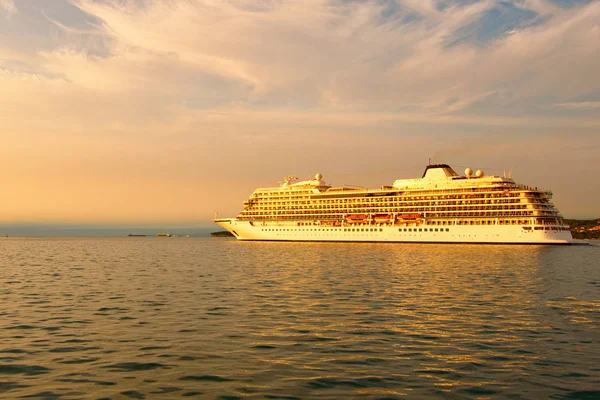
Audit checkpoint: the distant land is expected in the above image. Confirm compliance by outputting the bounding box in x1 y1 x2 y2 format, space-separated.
0 224 215 237
2 220 599 239
564 219 600 240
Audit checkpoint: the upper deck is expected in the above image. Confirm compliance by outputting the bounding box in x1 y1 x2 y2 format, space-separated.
392 164 516 190
249 164 546 198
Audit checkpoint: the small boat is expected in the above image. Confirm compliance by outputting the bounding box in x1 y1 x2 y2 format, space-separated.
157 232 172 237
128 234 147 237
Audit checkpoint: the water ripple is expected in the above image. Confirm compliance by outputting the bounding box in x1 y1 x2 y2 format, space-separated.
0 238 598 398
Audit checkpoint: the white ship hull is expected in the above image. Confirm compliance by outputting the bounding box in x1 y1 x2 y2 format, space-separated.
215 219 572 244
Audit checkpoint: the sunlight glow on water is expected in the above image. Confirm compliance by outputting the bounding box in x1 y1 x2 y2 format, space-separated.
1 237 599 399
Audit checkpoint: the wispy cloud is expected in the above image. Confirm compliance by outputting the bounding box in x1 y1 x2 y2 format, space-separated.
550 101 600 109
0 0 16 15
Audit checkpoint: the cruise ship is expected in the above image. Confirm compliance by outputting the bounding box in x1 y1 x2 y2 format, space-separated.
214 164 572 244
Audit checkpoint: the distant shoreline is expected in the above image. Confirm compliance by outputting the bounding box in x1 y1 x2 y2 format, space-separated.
2 219 598 239
0 225 215 237
564 219 600 240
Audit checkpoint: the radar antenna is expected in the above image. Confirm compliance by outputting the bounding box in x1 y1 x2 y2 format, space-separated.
280 175 298 187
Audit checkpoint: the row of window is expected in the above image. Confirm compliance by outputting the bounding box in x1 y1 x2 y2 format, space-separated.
240 210 559 220
245 204 536 212
401 228 450 232
259 227 450 233
261 228 385 232
254 185 544 199
528 227 570 231
257 218 565 229
259 224 567 233
250 194 538 205
248 201 540 209
250 216 564 225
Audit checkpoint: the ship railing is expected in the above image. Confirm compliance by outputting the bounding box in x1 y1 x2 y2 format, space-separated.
512 184 550 193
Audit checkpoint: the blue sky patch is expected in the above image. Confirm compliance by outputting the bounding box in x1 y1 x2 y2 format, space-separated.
551 0 596 8
447 1 540 47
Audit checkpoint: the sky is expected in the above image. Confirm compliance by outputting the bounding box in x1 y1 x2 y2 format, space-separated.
1 0 599 229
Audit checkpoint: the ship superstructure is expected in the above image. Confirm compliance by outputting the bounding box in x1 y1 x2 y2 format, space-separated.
214 164 572 244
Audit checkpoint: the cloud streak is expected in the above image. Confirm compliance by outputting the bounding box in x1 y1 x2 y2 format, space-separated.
0 0 16 15
550 101 600 109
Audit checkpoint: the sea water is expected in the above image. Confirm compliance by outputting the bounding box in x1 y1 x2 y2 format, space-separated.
1 237 599 399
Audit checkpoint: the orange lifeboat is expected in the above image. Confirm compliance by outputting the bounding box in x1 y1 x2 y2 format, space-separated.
373 214 392 223
345 214 369 224
396 213 424 222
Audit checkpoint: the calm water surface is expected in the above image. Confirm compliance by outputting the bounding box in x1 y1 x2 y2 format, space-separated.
0 237 599 399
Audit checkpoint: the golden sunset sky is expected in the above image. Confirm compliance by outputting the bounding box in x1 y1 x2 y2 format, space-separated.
1 0 599 226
